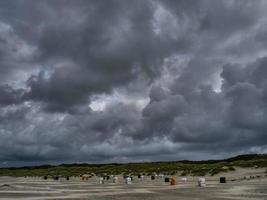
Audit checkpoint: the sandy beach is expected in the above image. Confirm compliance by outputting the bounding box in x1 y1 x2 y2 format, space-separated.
1 168 267 200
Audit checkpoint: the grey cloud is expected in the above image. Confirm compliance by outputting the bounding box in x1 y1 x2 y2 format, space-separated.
125 56 267 153
20 0 192 112
0 85 24 105
1 0 267 166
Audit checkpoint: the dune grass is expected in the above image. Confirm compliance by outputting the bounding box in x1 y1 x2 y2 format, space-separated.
1 154 267 177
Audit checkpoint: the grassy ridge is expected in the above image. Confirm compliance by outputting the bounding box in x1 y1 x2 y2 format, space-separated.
1 154 267 177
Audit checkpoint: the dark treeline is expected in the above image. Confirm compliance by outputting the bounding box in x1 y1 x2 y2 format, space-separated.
2 154 266 170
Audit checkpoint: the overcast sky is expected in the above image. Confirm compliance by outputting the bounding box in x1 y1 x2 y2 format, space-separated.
1 0 267 167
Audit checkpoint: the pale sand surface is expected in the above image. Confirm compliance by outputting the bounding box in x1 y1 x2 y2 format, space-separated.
0 168 267 200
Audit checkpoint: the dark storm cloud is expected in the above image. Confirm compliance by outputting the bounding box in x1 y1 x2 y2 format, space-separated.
21 0 191 112
1 0 267 166
0 85 24 105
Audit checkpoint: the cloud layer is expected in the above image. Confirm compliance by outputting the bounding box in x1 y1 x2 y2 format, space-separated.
1 0 267 166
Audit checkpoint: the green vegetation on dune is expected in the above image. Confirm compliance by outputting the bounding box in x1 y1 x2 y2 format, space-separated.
1 154 267 177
